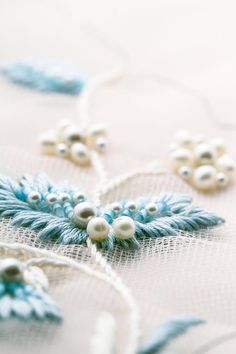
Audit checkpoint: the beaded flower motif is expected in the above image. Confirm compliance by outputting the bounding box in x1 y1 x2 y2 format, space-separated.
39 119 107 166
0 258 61 321
0 173 224 250
169 130 235 192
0 60 85 95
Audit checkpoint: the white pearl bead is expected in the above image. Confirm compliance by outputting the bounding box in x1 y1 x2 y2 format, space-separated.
193 165 217 191
95 137 107 153
39 132 57 155
28 191 41 203
72 202 97 228
0 258 24 283
87 217 110 241
63 125 85 145
194 143 217 165
169 148 193 171
70 143 91 166
111 202 123 214
210 138 226 156
175 130 192 148
125 201 137 212
168 143 180 153
73 192 86 203
216 172 229 188
145 202 158 216
58 192 70 203
193 134 205 145
56 143 69 158
112 216 136 240
46 193 58 204
178 166 192 180
216 154 235 179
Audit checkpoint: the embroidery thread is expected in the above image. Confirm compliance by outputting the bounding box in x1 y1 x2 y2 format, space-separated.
0 258 61 321
0 173 224 250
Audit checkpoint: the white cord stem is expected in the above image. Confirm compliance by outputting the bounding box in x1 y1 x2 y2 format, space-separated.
87 238 139 354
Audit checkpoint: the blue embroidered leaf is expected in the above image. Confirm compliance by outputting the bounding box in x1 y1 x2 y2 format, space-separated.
0 60 85 95
0 282 62 321
138 315 205 354
0 173 225 250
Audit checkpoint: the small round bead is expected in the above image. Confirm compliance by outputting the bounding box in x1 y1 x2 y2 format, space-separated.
193 165 217 191
39 132 57 155
112 216 136 240
178 166 192 180
111 202 123 214
70 143 91 166
145 202 158 216
72 202 97 228
63 125 85 145
194 143 217 165
216 155 235 179
125 201 137 212
56 143 69 158
210 138 226 156
216 172 229 188
58 192 70 203
46 193 58 204
28 191 41 203
0 258 24 283
175 130 192 148
95 137 107 153
73 192 86 203
169 148 193 171
87 217 110 241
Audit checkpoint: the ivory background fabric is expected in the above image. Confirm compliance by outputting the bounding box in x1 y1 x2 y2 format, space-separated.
0 0 236 353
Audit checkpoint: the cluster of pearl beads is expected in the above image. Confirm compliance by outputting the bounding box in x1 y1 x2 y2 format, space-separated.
169 130 235 192
27 190 86 206
39 119 107 166
72 202 136 241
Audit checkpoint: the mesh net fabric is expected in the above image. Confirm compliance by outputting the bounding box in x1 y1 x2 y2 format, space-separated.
0 147 236 353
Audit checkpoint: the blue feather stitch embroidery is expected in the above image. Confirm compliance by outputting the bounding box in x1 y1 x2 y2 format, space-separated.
0 60 85 94
0 173 225 251
0 258 62 321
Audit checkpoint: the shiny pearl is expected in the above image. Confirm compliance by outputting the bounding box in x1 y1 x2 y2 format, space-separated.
168 143 180 153
39 131 57 155
72 202 97 228
63 125 85 145
216 172 229 188
113 216 136 240
87 217 110 241
58 192 70 203
145 202 158 216
169 148 193 171
216 155 235 179
73 192 86 203
56 143 69 158
28 191 41 203
193 134 205 145
111 202 123 214
193 165 217 191
178 166 192 180
71 143 91 166
0 258 24 283
210 138 226 156
46 193 58 204
194 143 217 165
95 137 107 153
125 201 137 212
175 130 192 148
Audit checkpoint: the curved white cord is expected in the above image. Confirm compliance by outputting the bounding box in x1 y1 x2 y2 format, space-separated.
87 238 139 354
